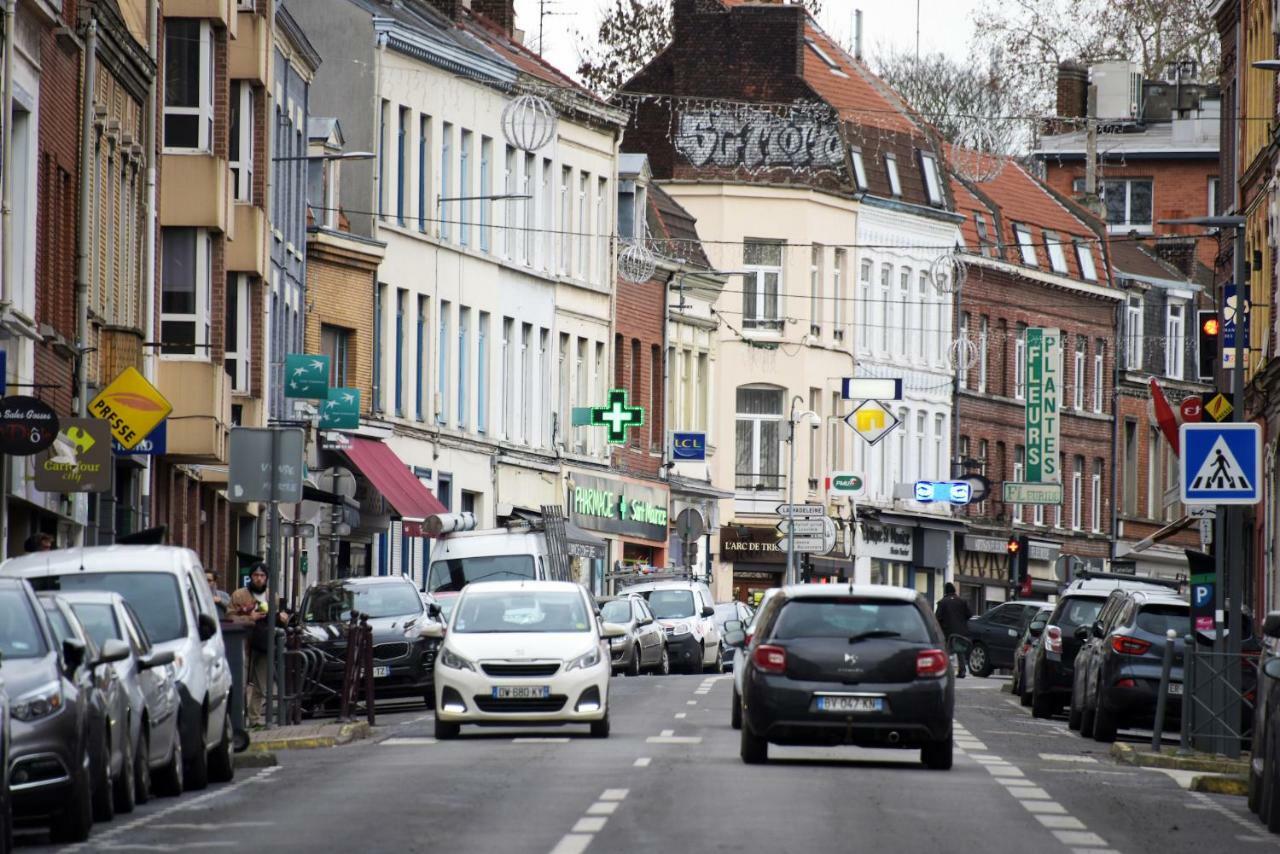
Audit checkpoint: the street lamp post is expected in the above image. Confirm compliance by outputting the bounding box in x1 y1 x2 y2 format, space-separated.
786 395 820 586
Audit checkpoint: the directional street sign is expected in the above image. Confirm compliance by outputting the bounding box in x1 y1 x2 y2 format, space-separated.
284 354 331 399
841 377 902 401
777 516 837 554
845 399 901 446
777 535 830 553
776 503 826 518
1180 422 1261 505
776 518 827 536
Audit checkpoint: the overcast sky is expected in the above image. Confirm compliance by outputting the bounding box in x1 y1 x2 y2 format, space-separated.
510 0 981 82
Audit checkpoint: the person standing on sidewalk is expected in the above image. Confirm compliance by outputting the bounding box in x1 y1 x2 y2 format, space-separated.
935 583 973 679
230 565 273 727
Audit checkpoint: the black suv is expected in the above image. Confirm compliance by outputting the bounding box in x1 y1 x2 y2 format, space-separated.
1030 572 1181 718
966 600 1051 677
1070 589 1187 741
737 585 954 769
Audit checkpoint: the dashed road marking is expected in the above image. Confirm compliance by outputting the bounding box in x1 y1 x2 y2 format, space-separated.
513 737 571 743
660 729 674 737
572 818 607 833
600 789 629 801
646 735 703 744
586 802 619 816
1038 753 1098 764
381 737 438 745
1020 801 1068 814
1051 831 1109 847
634 757 651 767
1036 815 1087 830
548 834 592 854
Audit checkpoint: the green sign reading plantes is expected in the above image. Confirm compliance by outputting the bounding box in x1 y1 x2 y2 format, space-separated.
1024 327 1060 484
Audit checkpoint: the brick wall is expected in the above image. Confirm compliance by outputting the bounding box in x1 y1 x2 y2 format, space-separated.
612 271 666 478
305 238 379 416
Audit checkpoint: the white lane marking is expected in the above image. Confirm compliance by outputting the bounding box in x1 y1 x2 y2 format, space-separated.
1070 849 1121 854
1005 699 1025 709
381 737 439 745
1189 790 1269 836
1037 815 1087 830
600 789 629 801
573 818 607 833
548 834 593 854
688 700 698 705
634 757 652 767
1020 801 1068 814
986 766 1026 778
971 757 1009 765
1051 831 1109 847
513 737 571 743
1237 835 1272 843
956 741 989 751
646 735 703 744
660 729 674 736
675 713 687 719
586 802 619 816
1038 753 1098 763
1008 787 1052 800
148 823 275 832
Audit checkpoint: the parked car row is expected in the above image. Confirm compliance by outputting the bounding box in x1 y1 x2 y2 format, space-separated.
0 545 241 847
1248 612 1280 833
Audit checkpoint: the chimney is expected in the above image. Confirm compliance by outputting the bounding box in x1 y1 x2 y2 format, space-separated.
423 0 468 20
1056 60 1088 119
473 0 515 36
854 9 863 60
1151 239 1197 278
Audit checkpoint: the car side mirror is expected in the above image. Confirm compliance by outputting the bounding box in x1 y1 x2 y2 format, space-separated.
1073 625 1091 642
62 638 86 674
1264 611 1280 639
427 603 443 621
197 613 218 642
419 622 444 639
140 649 176 670
639 616 654 626
1265 657 1280 680
96 639 131 666
1090 620 1105 639
724 619 744 634
724 629 746 648
701 606 715 619
601 621 627 640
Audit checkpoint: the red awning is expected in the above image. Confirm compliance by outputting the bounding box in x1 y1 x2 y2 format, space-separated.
341 437 447 521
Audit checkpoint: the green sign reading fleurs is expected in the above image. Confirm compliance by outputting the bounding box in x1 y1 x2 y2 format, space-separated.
1024 327 1060 484
284 354 331 399
320 387 360 429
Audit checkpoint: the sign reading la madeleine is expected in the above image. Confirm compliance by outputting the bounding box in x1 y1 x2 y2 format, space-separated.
1024 327 1060 485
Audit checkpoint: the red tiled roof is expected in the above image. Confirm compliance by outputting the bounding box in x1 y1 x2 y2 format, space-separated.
459 10 598 101
800 24 921 136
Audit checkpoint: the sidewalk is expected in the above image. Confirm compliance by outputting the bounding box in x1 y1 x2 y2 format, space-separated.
1111 741 1250 795
245 720 374 753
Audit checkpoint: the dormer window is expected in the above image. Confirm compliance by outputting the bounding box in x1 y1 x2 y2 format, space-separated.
851 150 868 190
805 38 848 77
617 181 647 241
885 153 902 196
974 213 995 257
920 152 943 205
1013 224 1037 266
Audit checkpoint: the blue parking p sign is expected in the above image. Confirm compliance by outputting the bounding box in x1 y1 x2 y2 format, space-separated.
1179 422 1261 505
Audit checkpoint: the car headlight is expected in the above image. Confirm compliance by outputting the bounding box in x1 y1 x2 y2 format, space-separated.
13 682 63 722
439 646 475 672
669 622 691 636
609 635 627 646
565 646 602 672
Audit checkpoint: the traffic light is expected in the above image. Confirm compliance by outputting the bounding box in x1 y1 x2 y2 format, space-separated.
1006 535 1030 589
1197 310 1219 382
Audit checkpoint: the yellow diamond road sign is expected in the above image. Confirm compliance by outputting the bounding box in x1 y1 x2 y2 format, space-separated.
1204 393 1233 423
844 399 901 446
89 367 172 450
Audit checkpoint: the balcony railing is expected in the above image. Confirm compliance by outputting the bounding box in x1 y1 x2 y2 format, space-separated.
735 472 784 491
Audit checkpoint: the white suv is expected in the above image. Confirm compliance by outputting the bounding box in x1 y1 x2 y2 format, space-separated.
619 580 722 674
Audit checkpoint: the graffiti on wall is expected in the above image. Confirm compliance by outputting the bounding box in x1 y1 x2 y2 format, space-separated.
674 102 845 172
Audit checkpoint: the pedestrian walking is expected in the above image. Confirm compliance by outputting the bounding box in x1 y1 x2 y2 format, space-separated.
934 583 973 679
206 570 232 616
230 565 280 727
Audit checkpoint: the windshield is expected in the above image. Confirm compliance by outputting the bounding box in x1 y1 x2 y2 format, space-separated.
39 601 74 645
452 590 591 634
1055 597 1104 631
600 600 633 623
771 599 931 643
0 590 47 659
1137 604 1189 636
28 572 187 643
437 596 459 621
70 603 122 650
636 589 696 619
427 555 536 592
304 582 424 623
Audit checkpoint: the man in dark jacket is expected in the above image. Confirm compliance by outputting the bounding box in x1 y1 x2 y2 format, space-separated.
935 583 973 678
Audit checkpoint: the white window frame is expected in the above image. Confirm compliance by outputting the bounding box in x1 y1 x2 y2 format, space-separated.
978 316 989 393
160 227 212 360
225 273 251 392
832 249 846 341
809 245 823 336
1126 295 1144 368
735 386 784 490
1013 224 1038 266
1165 301 1185 379
163 20 214 153
230 83 254 202
1101 178 1154 233
1091 461 1103 532
1014 325 1026 400
1073 338 1086 410
743 240 783 331
1075 241 1098 280
1072 457 1084 530
559 165 572 275
920 152 943 205
884 153 902 196
1093 341 1105 412
1208 176 1219 217
958 313 970 386
1045 230 1068 273
858 258 872 346
851 150 868 190
577 171 589 278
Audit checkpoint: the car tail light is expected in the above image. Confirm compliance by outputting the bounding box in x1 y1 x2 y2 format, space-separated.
1115 678 1137 688
753 644 786 674
744 632 753 646
916 648 949 678
1110 635 1152 655
1045 625 1063 655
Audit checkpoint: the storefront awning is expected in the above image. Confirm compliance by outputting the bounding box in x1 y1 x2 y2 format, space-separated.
565 520 607 560
341 437 446 521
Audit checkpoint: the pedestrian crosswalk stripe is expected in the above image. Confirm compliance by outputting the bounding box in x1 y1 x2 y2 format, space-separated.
380 737 438 745
1190 436 1252 491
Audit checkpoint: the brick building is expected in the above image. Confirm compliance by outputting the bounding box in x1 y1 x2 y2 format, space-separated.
950 156 1122 609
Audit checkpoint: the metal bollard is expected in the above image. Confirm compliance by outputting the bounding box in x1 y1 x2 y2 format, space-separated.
1152 628 1178 752
1179 633 1194 753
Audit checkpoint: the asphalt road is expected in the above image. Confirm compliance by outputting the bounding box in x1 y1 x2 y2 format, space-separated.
20 673 1274 853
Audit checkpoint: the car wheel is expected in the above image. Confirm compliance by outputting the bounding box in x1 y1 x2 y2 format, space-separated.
627 646 641 677
184 712 210 792
706 643 724 674
113 726 137 814
1031 683 1056 719
49 746 93 843
654 644 670 676
92 730 115 823
1092 695 1118 743
154 720 184 797
731 686 742 730
1261 723 1280 832
434 717 461 740
590 709 611 739
135 725 152 806
921 734 954 770
1019 687 1033 707
1068 693 1083 730
969 643 992 677
740 720 768 764
1250 747 1263 815
1080 697 1096 738
208 709 235 784
423 690 436 710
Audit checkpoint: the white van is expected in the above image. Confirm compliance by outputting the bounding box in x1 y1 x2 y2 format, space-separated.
424 513 567 593
2 546 236 790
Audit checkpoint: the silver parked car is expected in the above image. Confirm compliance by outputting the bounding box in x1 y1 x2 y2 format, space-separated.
597 597 668 676
61 592 182 803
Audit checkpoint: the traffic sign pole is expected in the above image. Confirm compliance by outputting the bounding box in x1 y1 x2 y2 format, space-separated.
1223 229 1246 758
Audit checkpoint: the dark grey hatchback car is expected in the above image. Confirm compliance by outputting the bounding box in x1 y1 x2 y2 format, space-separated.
737 585 955 769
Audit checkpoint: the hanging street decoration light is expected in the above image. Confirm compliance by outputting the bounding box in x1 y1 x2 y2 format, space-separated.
950 125 1006 184
617 239 657 284
501 92 558 153
930 251 966 294
948 336 978 372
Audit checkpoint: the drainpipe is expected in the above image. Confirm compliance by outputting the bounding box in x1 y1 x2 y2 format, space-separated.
140 0 159 528
1 0 15 310
1109 293 1123 566
75 19 99 417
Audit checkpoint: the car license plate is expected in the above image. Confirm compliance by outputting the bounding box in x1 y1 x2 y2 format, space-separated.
1168 682 1183 696
372 666 390 678
815 695 883 713
492 686 550 699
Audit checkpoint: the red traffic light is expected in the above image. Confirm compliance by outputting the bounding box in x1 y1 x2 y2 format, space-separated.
1202 316 1220 336
1006 537 1020 554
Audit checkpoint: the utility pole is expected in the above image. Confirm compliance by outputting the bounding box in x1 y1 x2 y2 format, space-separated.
1084 84 1102 219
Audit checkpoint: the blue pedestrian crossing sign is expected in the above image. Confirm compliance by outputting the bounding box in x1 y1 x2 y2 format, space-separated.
1179 422 1261 505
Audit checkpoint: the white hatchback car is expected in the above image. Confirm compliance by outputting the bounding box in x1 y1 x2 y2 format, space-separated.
428 581 623 739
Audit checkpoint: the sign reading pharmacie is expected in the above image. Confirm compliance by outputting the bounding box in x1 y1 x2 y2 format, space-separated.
568 472 669 542
1025 327 1061 485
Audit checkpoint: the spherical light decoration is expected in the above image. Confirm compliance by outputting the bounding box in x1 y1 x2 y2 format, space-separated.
618 239 657 284
948 337 978 371
501 93 558 153
930 252 967 294
950 125 1006 184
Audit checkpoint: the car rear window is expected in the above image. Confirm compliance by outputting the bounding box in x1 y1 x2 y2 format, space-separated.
1137 604 1188 636
1054 596 1105 630
29 572 187 643
770 598 931 643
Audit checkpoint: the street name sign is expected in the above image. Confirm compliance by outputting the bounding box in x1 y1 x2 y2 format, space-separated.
776 503 826 518
228 427 306 504
776 518 827 535
1179 422 1261 505
1025 327 1061 482
89 367 172 450
777 534 831 553
1002 481 1064 505
841 377 902 401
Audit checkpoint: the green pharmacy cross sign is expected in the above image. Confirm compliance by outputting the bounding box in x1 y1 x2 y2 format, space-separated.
591 388 644 445
285 354 331 399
